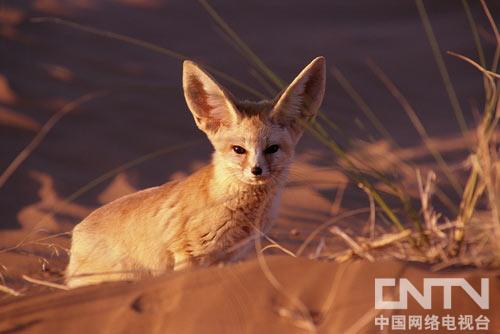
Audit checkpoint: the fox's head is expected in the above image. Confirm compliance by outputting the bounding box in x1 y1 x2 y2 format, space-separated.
183 57 325 185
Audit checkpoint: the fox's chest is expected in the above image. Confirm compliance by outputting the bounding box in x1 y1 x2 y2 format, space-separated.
188 186 280 259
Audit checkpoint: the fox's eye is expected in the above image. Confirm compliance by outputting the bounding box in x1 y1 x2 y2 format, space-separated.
232 145 246 154
264 145 279 154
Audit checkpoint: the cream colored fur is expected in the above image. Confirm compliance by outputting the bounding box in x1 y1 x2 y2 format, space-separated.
65 57 326 287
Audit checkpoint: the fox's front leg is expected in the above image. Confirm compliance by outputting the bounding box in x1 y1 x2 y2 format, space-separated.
173 252 194 271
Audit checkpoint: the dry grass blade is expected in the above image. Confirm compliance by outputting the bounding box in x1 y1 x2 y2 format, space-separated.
0 91 107 190
479 0 500 71
330 226 375 262
196 0 285 89
331 66 397 147
462 0 486 67
330 183 346 216
296 208 371 256
416 169 444 237
0 231 70 255
22 275 69 291
447 51 500 81
415 0 468 135
31 17 265 99
260 244 296 257
462 0 493 99
261 234 296 257
344 308 383 334
0 284 22 296
255 237 316 333
479 0 500 44
368 229 413 249
358 183 376 239
319 261 350 324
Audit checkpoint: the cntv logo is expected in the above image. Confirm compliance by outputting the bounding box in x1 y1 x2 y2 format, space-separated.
375 278 489 310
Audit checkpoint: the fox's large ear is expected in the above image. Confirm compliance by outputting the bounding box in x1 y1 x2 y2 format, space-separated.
183 60 239 134
270 57 325 139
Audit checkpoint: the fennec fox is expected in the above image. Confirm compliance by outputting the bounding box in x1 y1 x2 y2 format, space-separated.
66 57 326 287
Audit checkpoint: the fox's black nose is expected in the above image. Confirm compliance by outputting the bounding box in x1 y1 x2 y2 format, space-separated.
251 166 263 176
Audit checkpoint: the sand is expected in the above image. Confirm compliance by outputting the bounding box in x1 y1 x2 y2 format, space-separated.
0 257 498 333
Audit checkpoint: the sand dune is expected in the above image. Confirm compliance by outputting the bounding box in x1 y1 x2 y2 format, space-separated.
0 257 497 333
